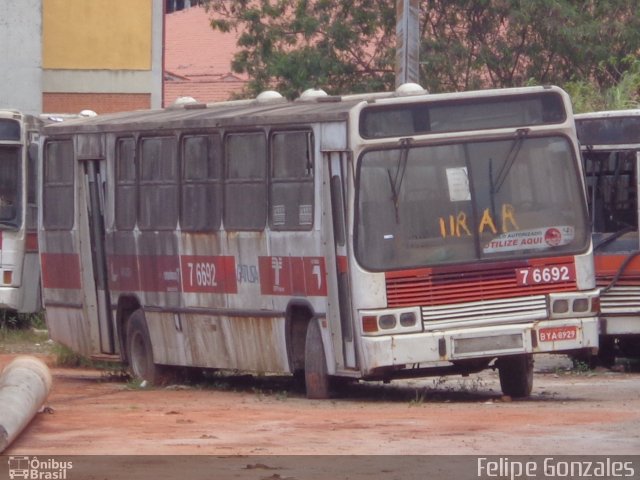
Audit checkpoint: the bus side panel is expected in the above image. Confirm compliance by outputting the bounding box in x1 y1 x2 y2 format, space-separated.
40 231 94 356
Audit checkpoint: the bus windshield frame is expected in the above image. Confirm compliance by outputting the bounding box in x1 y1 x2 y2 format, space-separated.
355 132 589 271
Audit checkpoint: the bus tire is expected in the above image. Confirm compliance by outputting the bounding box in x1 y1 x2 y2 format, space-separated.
304 318 331 399
497 354 533 398
126 310 169 386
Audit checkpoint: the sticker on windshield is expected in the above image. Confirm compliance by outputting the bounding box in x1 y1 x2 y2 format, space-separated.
483 226 575 254
446 167 471 202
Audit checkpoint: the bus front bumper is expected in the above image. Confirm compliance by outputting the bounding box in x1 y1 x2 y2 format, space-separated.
360 317 599 372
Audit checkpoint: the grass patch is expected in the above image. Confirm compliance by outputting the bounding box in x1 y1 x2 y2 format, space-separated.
0 325 51 354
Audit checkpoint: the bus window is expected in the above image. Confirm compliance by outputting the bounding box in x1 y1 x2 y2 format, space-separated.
139 136 178 230
270 130 314 230
224 132 267 231
0 145 20 226
115 137 136 230
181 134 222 232
584 150 637 233
43 140 74 230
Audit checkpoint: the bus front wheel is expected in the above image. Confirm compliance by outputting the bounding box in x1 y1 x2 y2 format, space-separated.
304 318 331 399
497 354 533 398
126 310 169 386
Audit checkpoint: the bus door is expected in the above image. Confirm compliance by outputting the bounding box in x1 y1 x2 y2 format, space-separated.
326 150 357 369
77 135 115 354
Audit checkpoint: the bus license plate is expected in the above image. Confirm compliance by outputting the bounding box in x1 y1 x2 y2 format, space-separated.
539 326 577 342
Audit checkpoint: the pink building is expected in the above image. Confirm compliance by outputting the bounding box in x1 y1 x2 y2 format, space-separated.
164 6 247 106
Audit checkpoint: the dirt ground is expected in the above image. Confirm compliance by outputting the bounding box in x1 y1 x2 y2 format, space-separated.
2 351 640 459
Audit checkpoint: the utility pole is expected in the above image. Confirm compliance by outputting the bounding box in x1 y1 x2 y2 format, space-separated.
395 0 420 88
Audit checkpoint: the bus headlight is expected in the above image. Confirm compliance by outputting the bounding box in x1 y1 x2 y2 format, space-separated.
548 292 598 319
399 312 417 327
360 308 422 336
552 299 569 314
379 315 397 329
572 298 589 313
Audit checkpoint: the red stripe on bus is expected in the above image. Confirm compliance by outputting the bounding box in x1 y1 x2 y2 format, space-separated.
109 254 182 293
259 256 327 297
181 255 238 294
41 253 82 289
337 255 348 273
138 255 181 293
107 254 140 291
595 254 640 276
595 254 640 287
25 232 38 253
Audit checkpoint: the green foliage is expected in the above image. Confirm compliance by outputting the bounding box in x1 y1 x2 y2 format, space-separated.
0 311 45 330
203 0 640 97
566 60 640 113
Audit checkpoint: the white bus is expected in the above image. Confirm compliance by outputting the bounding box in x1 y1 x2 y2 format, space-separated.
39 85 599 398
575 109 640 365
0 110 43 313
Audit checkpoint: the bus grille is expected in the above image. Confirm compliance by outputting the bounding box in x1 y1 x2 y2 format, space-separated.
597 277 640 314
386 260 577 309
420 295 548 327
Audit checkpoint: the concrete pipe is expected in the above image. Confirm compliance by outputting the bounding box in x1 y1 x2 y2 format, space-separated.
0 356 52 453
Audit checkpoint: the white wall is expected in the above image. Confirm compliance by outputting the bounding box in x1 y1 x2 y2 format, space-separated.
0 0 43 114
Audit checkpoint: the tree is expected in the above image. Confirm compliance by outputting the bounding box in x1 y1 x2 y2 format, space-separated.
203 0 640 98
566 60 640 113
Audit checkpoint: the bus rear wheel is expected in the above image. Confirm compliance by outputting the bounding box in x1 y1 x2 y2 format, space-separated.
126 310 170 386
304 318 331 399
497 354 533 398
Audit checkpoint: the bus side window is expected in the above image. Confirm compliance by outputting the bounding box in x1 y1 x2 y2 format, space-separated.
224 132 267 231
43 140 74 230
181 134 222 232
139 136 178 230
115 137 136 230
270 130 314 230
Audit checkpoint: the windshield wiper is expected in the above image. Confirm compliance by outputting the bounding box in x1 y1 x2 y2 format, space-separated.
387 138 412 223
491 128 530 194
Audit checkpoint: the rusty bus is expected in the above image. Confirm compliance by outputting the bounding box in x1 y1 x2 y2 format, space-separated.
38 84 598 398
575 109 640 366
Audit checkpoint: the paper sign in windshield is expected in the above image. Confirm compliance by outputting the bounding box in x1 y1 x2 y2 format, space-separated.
483 226 575 254
446 167 471 201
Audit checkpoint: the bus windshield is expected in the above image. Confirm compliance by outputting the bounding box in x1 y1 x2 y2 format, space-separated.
0 144 21 228
356 134 589 270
